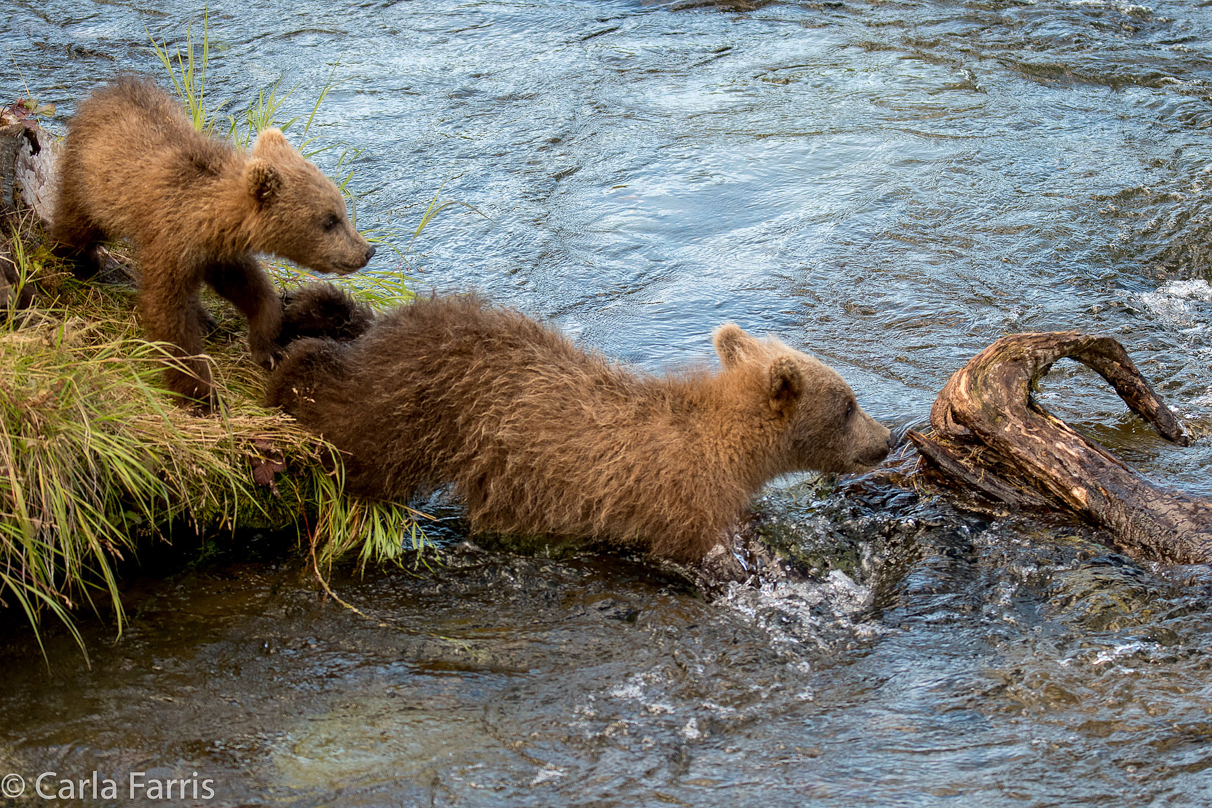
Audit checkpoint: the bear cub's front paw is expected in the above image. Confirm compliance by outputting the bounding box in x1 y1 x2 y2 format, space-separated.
252 340 287 371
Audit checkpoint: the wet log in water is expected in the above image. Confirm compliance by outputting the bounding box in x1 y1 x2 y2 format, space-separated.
908 332 1212 564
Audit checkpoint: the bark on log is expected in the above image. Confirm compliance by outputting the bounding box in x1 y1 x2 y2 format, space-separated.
0 106 59 226
908 332 1212 564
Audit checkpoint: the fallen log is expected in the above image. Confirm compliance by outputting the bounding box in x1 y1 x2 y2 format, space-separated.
908 331 1212 564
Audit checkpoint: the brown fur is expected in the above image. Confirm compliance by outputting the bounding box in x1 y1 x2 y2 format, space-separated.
278 282 375 346
267 290 892 563
52 75 375 410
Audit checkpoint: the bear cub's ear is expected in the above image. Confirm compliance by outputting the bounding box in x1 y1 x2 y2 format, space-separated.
246 160 282 206
252 128 292 155
768 356 804 415
247 129 293 204
713 323 758 369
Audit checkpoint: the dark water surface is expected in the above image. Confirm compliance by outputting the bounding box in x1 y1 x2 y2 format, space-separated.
3 0 1212 805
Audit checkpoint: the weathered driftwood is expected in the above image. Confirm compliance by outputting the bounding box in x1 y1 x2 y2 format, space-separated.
908 331 1212 564
1 103 59 225
0 112 51 314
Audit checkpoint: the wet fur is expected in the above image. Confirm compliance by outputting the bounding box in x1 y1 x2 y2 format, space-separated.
269 287 892 563
52 75 375 410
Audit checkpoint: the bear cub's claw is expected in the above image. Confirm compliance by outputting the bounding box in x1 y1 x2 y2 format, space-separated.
252 341 286 371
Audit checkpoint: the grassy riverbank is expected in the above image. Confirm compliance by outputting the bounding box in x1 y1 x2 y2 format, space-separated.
0 21 448 655
0 208 426 658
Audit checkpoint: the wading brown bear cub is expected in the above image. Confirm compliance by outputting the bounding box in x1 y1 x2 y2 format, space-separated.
52 76 375 410
270 286 893 563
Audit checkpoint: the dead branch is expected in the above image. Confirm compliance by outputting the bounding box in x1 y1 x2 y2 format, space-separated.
908 332 1212 564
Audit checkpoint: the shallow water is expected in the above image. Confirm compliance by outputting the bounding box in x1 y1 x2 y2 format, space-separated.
2 0 1212 805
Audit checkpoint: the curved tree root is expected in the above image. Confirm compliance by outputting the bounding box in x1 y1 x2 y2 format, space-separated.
908 331 1212 564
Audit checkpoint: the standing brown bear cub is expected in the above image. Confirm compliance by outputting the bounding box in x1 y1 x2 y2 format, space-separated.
270 286 892 563
53 76 375 410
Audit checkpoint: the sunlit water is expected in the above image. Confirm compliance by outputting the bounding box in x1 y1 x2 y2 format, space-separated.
2 0 1212 805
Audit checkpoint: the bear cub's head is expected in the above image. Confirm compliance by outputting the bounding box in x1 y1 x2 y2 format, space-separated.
243 129 376 275
277 282 375 347
713 323 892 475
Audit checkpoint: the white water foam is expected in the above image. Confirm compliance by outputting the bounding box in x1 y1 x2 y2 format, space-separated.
1139 279 1212 329
721 569 881 655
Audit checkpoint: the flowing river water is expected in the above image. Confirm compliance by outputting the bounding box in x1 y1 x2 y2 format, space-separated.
3 0 1212 805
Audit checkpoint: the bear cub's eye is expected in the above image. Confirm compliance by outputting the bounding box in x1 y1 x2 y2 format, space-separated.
845 401 855 419
323 214 339 231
